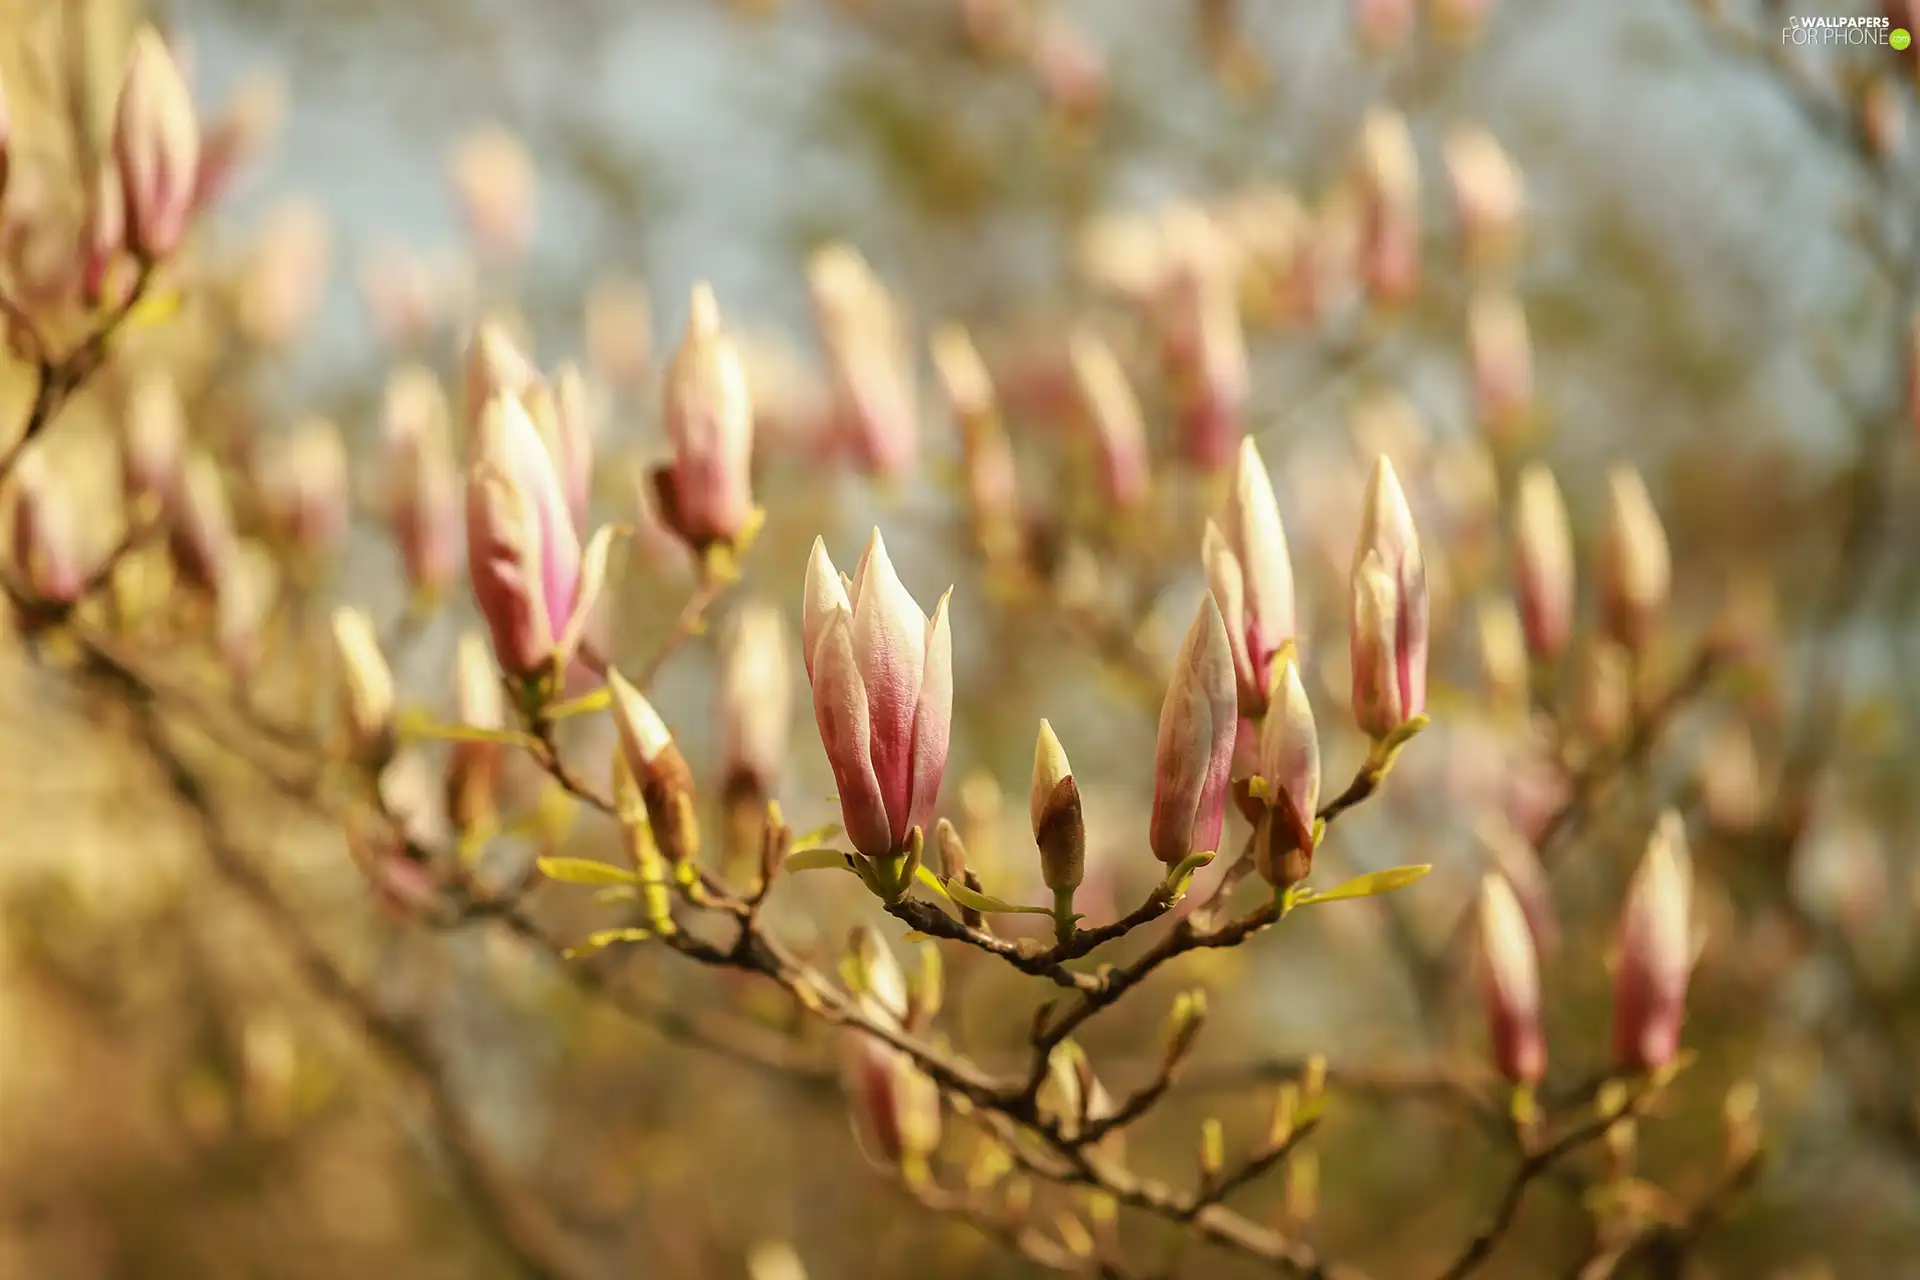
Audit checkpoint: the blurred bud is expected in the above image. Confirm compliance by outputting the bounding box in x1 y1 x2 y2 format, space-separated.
447 633 505 835
264 417 349 559
1205 439 1297 715
82 165 127 307
585 275 653 392
1598 465 1670 655
1468 291 1533 446
1863 75 1905 160
1030 719 1085 895
1477 873 1545 1086
809 245 919 478
0 68 11 208
1698 719 1764 832
655 283 757 553
719 603 792 793
958 0 1031 57
849 924 910 1025
1355 110 1420 306
216 548 274 679
358 241 443 348
331 607 395 769
1445 126 1524 275
933 325 1022 567
1354 0 1415 52
447 125 536 264
1160 208 1249 470
525 364 595 530
610 669 699 867
842 1029 942 1174
1348 457 1428 737
234 199 330 348
1512 462 1574 661
463 320 540 434
746 1241 809 1280
464 393 589 681
1613 811 1694 1073
803 532 954 869
1031 14 1108 119
1476 815 1558 955
934 817 968 882
1431 0 1493 44
1576 638 1633 746
112 28 200 260
123 370 186 505
169 452 238 593
1477 598 1528 709
1068 327 1150 509
1253 657 1320 889
191 72 285 212
384 366 460 599
11 453 83 605
1149 594 1239 865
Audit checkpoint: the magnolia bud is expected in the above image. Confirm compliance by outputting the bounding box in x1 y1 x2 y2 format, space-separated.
1613 812 1694 1073
0 68 11 208
932 325 1021 565
1356 109 1420 305
331 607 395 768
1206 438 1297 716
385 366 460 599
1068 327 1150 508
1252 657 1320 889
718 603 792 793
1159 208 1248 471
1598 465 1670 654
235 200 330 348
1148 594 1238 865
1468 291 1533 446
447 125 536 265
1477 815 1559 956
1030 719 1085 895
656 282 756 552
265 417 349 558
1477 598 1528 709
447 633 505 835
610 669 699 867
169 452 237 594
1477 872 1545 1086
11 453 83 605
1348 457 1428 737
112 28 200 260
1443 125 1524 273
808 245 918 478
1512 463 1574 661
1354 0 1415 52
82 165 127 307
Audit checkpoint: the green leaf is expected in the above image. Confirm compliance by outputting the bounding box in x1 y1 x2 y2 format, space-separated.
1294 864 1432 906
945 879 1054 916
784 847 854 874
563 927 651 959
398 710 538 749
547 687 613 720
913 865 953 899
1162 849 1217 899
790 823 845 853
537 857 640 886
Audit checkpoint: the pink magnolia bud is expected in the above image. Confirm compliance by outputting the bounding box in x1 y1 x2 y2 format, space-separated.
465 392 588 679
447 125 536 265
123 371 186 504
0 68 11 207
1477 815 1559 956
462 320 540 434
610 669 699 867
1468 290 1533 445
1253 657 1320 889
1348 457 1428 736
1068 327 1150 509
385 366 461 598
1613 811 1694 1073
331 606 395 767
841 1029 942 1172
1159 208 1249 471
808 245 919 478
1598 464 1670 654
1444 126 1524 273
112 28 200 261
931 325 1021 563
1354 0 1415 52
585 275 653 392
1477 872 1545 1086
1477 599 1527 708
1031 14 1109 119
1512 462 1574 661
1030 719 1085 895
215 550 273 679
1148 593 1238 865
719 603 792 793
530 363 595 530
169 452 238 594
264 417 349 557
447 633 505 834
655 283 756 551
235 199 330 348
11 453 83 605
803 531 954 861
1355 110 1420 307
82 165 127 307
1204 438 1298 714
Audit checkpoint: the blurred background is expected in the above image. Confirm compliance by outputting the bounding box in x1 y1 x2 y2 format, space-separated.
3 0 1919 1275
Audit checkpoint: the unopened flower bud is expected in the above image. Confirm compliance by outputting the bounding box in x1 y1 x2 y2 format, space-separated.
1478 872 1546 1086
656 282 756 552
235 200 330 348
1512 462 1574 661
1613 811 1694 1073
11 453 83 605
265 417 349 558
1468 290 1533 446
1444 126 1525 275
1159 208 1248 471
1348 457 1428 737
447 633 505 835
1252 657 1320 889
112 28 200 260
1477 815 1559 956
123 371 186 506
809 245 918 478
610 669 699 867
1068 327 1150 508
1354 0 1415 52
1030 719 1085 895
1477 598 1528 709
82 165 128 307
1204 438 1297 715
384 366 460 599
719 603 792 794
933 325 1021 564
447 125 536 265
1355 109 1420 306
842 1029 942 1174
1148 594 1238 865
462 320 540 433
1598 465 1670 654
169 452 238 594
1031 14 1109 119
331 606 395 768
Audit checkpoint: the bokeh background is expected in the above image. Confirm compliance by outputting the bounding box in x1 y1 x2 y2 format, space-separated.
3 0 1919 1276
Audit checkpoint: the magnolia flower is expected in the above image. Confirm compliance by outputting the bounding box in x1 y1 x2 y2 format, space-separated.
1355 108 1420 305
1348 457 1428 737
1159 207 1248 471
1148 594 1238 866
1478 872 1546 1086
654 282 756 551
1598 465 1671 654
1204 438 1297 714
1513 463 1574 661
1468 290 1533 444
1613 812 1695 1073
1444 126 1525 272
1068 327 1150 509
1252 656 1320 889
331 607 395 766
809 245 918 479
1030 719 1085 896
112 28 199 259
802 530 954 871
464 392 610 685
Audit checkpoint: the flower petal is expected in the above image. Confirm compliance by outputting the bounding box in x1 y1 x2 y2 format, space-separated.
907 588 954 838
811 610 894 859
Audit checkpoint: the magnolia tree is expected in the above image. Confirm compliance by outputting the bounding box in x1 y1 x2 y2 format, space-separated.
2 1 1917 1277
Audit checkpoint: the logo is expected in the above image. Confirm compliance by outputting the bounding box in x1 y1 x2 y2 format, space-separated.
1782 14 1904 45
